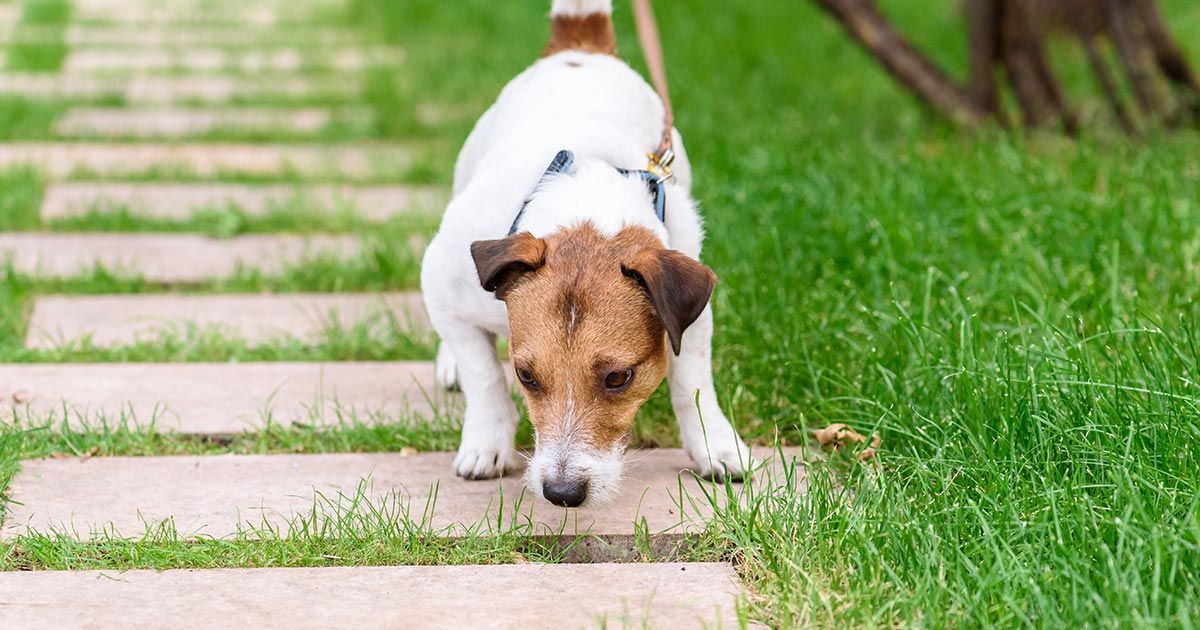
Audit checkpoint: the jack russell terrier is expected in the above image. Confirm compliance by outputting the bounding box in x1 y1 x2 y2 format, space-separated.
420 0 751 508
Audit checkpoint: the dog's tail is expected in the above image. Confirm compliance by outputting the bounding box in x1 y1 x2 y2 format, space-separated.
544 0 616 57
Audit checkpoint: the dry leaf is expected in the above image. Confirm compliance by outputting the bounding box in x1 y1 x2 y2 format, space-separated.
79 446 100 462
399 447 418 457
814 423 881 462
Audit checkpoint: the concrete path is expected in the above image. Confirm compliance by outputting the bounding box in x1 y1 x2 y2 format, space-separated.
0 143 414 180
0 73 362 103
54 107 368 139
62 47 404 73
0 233 360 282
2 449 798 540
25 292 429 349
5 24 361 47
0 563 742 629
71 6 331 26
0 362 451 433
41 182 442 222
0 0 761 622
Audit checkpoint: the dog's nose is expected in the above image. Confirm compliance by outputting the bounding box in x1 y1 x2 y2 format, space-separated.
542 479 588 507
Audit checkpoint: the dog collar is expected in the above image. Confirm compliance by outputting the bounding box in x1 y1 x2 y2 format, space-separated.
507 149 667 236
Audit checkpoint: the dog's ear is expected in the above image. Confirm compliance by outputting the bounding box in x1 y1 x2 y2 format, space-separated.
470 232 548 299
622 249 717 355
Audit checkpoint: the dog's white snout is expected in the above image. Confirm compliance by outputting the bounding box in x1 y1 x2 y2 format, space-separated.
526 438 625 508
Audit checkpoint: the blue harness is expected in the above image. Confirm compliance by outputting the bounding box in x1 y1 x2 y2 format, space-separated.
507 149 667 236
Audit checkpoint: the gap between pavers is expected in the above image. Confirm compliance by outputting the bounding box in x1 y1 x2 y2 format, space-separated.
0 143 415 180
1 448 802 541
0 73 363 103
0 362 453 434
25 292 429 350
54 107 366 139
0 233 361 283
62 47 405 73
41 182 444 222
0 563 743 629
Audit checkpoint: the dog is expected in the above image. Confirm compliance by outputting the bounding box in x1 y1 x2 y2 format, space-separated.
420 0 751 508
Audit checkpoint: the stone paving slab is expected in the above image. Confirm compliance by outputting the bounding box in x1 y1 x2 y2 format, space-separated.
0 143 413 180
25 292 429 349
63 47 404 73
0 563 742 629
55 107 363 139
2 448 801 540
41 182 442 222
0 233 360 282
72 6 323 26
5 24 361 47
0 362 452 433
0 73 362 103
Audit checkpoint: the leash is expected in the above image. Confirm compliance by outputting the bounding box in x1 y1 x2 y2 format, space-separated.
508 1 678 236
632 0 675 182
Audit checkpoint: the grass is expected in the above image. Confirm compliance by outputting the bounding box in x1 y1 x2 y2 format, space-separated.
5 0 71 72
0 0 1199 626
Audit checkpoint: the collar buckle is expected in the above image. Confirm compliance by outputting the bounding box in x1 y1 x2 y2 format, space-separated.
647 149 675 184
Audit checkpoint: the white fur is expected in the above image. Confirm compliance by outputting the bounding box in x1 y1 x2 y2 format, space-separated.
420 44 750 497
550 0 612 17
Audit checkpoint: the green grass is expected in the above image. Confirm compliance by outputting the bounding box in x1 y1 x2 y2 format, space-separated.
1 0 1200 626
346 0 1200 625
5 0 71 72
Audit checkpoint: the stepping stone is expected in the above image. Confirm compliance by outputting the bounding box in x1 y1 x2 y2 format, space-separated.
63 47 404 73
72 3 343 26
0 362 452 433
1 25 360 47
0 73 361 103
41 183 443 222
54 107 364 139
1 448 801 540
0 233 360 282
25 292 429 349
0 143 414 181
0 563 742 629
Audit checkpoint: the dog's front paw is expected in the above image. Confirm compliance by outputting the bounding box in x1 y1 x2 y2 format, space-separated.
454 445 515 480
454 419 517 480
686 432 753 483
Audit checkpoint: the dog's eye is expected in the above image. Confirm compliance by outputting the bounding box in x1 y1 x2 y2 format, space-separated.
516 367 539 390
604 368 635 393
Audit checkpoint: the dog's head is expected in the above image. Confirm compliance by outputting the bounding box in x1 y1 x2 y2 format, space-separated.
471 223 715 507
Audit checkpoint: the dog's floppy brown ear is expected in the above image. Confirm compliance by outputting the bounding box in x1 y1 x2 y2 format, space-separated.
622 249 717 355
470 232 547 299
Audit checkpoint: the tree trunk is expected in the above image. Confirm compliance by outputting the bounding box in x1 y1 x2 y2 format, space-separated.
810 0 990 125
808 0 1199 133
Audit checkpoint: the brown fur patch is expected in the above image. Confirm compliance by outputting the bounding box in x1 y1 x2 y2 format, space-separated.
544 14 617 57
503 224 670 451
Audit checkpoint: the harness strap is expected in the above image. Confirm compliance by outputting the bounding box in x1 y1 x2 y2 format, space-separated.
508 150 666 236
508 149 575 235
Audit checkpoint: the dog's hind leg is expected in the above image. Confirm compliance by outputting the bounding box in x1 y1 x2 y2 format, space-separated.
430 315 519 480
435 341 461 392
668 305 753 482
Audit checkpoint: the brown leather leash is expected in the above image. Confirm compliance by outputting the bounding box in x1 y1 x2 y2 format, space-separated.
631 0 675 182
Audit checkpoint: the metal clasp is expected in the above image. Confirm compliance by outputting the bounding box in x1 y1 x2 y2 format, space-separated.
647 149 675 184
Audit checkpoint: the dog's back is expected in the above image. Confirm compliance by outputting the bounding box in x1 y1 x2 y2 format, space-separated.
450 0 667 197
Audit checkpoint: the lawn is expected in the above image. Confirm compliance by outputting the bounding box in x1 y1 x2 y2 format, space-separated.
2 0 1199 626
